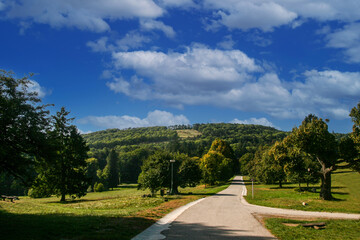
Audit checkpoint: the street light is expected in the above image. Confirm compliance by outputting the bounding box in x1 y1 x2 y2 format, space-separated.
169 159 176 195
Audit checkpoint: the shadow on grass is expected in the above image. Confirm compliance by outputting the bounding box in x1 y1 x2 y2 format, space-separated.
0 211 155 240
162 221 276 239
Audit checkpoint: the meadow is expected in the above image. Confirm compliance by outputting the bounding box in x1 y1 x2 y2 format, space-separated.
0 183 230 240
244 168 360 239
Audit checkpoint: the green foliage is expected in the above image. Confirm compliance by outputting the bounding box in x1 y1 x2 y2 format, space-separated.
104 150 119 190
94 182 105 192
0 70 51 184
178 157 202 188
201 150 232 185
349 102 360 172
137 150 173 195
33 107 90 202
239 153 253 175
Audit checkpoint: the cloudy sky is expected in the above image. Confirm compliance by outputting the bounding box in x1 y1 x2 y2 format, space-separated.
1 0 359 133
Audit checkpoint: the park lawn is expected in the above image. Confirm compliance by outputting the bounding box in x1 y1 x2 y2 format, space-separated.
244 168 360 213
265 218 360 240
0 183 230 240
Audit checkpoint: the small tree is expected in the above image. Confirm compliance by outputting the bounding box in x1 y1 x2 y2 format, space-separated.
178 157 202 187
137 151 172 196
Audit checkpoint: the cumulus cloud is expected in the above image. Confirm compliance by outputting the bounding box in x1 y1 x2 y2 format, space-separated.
140 19 176 38
157 0 196 8
203 0 360 31
24 80 48 98
78 110 190 129
105 46 360 119
324 23 360 63
204 0 297 32
3 0 163 32
231 117 278 129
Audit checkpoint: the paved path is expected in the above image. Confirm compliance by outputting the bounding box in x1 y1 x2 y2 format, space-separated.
133 176 360 240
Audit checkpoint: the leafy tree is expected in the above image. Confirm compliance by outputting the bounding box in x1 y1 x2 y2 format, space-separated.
239 153 254 175
103 149 119 190
178 156 202 187
287 115 337 200
137 150 173 196
209 139 238 174
348 103 360 172
34 107 90 202
0 70 51 184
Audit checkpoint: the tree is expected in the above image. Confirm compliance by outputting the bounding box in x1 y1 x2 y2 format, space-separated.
33 107 90 202
209 139 237 174
137 150 173 196
0 70 51 184
288 115 337 200
103 149 119 190
348 102 360 172
178 156 202 188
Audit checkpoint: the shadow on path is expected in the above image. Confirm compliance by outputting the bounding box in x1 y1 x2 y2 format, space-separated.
162 221 275 240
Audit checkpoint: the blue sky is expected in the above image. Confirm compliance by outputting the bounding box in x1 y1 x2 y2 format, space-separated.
1 0 360 133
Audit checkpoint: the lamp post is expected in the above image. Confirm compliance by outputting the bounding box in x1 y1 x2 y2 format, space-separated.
169 159 176 195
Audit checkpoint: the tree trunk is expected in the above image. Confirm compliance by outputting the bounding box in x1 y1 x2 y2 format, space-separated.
279 180 282 188
320 167 333 200
60 193 66 202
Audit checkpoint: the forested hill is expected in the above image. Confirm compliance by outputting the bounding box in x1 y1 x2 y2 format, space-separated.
83 123 288 157
81 123 288 184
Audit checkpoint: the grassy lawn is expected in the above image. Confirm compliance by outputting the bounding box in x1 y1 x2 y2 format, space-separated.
265 218 360 240
0 183 230 240
244 168 360 213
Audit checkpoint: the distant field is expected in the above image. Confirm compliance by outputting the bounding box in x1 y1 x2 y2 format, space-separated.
176 129 202 139
0 183 230 240
244 168 360 213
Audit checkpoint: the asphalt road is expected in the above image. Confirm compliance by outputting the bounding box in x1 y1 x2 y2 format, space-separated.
133 176 360 240
161 176 276 239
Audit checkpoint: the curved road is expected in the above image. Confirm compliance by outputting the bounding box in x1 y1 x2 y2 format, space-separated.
133 176 360 240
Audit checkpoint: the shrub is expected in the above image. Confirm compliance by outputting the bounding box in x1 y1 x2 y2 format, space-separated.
94 182 105 192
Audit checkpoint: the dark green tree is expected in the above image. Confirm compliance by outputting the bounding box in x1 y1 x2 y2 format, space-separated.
0 70 51 184
34 107 90 202
178 156 202 188
103 149 119 190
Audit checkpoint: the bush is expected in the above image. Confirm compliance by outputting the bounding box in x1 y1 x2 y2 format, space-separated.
28 188 51 198
94 182 105 192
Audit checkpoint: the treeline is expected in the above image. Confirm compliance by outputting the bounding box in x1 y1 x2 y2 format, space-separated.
84 127 177 149
81 123 288 192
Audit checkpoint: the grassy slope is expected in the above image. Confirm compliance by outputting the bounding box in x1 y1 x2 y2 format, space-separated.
0 183 230 240
176 129 202 139
244 169 360 213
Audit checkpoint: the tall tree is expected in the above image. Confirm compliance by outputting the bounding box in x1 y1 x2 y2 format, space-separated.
348 102 360 172
34 107 90 202
0 70 51 184
103 149 119 190
288 115 337 200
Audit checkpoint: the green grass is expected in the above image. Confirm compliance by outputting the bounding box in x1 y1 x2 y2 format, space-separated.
244 169 360 213
265 218 360 240
0 182 230 240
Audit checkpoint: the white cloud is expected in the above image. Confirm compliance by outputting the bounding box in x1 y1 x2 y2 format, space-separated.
217 35 235 49
157 0 196 8
203 0 360 32
3 0 163 32
324 23 360 63
26 80 47 98
87 32 151 52
204 0 297 32
78 110 190 129
106 46 360 119
140 19 176 38
231 117 278 129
